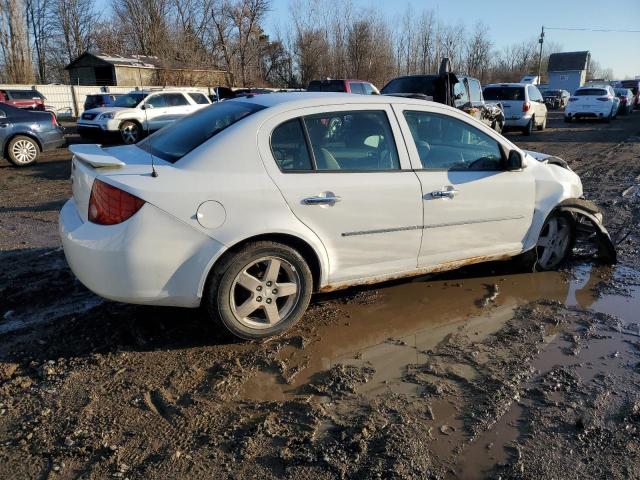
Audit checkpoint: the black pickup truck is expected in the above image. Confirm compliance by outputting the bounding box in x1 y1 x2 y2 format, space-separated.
381 59 505 133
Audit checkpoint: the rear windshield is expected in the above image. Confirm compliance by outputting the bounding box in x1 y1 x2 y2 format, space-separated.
307 81 346 92
483 87 525 101
545 90 561 95
138 100 265 163
575 88 608 96
8 90 42 100
614 89 629 96
381 77 437 97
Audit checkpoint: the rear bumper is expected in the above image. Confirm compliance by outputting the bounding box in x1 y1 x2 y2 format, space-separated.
504 115 532 128
41 128 66 151
59 198 226 308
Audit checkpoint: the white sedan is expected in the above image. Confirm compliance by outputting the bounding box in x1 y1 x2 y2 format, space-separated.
565 85 618 122
60 93 614 339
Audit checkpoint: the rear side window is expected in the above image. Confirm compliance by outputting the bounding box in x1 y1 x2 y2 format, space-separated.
304 111 399 171
381 77 436 97
138 101 265 163
483 87 525 101
270 120 313 171
188 92 210 104
575 88 608 96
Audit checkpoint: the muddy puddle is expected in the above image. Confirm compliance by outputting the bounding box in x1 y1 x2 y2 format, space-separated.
238 263 640 478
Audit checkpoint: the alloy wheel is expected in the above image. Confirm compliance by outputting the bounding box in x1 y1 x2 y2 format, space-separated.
121 124 139 144
229 256 301 329
11 139 38 164
536 216 571 270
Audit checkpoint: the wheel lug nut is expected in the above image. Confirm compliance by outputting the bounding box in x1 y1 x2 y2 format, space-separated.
266 298 272 304
256 286 262 291
266 281 272 287
272 289 278 294
256 296 262 302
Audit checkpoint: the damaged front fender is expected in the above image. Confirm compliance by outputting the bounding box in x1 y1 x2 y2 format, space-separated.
556 198 616 264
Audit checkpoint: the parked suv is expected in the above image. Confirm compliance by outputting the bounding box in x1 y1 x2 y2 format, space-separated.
614 88 634 116
83 93 123 111
381 70 505 132
564 85 617 123
0 89 46 112
77 89 211 144
483 83 548 135
307 79 379 95
619 80 639 109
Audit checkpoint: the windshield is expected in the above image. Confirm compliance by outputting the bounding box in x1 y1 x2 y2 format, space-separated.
575 89 608 96
483 87 525 101
138 100 266 163
113 93 146 108
545 90 561 96
381 77 437 97
614 89 628 96
307 81 346 92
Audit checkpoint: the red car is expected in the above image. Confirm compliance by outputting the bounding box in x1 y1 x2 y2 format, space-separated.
0 89 46 112
307 79 379 95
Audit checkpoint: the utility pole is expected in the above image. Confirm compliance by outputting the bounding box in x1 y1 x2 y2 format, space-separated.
537 26 545 83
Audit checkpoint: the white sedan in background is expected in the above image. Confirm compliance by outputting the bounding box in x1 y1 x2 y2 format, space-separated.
565 85 618 122
60 93 614 339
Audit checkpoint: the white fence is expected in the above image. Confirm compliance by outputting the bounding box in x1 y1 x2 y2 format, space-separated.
0 84 214 119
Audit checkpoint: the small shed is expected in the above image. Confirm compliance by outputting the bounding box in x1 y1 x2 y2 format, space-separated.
65 52 225 87
547 51 590 94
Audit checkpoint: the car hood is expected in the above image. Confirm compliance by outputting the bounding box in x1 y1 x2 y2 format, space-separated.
83 107 134 115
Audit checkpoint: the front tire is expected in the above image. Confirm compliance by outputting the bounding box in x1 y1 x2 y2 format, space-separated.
7 135 40 167
534 212 574 271
119 121 141 144
204 241 313 340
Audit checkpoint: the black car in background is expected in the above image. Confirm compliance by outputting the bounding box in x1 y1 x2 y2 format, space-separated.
543 89 570 109
381 59 505 132
0 103 65 167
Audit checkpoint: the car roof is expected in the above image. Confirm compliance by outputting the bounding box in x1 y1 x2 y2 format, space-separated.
228 91 456 112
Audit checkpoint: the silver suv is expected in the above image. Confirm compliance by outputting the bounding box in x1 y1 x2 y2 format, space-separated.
483 83 548 135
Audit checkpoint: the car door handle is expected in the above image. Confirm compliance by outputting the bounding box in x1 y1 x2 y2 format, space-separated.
428 188 459 199
302 194 341 205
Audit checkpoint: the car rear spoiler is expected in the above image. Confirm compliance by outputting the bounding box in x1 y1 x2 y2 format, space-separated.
69 144 125 168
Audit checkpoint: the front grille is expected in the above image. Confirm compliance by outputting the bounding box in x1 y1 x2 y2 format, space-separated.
82 112 97 120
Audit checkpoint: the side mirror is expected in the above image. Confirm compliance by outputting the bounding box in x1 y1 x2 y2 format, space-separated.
507 150 524 170
142 103 154 110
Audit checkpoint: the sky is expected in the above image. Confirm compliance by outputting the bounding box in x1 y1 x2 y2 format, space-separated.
265 0 640 79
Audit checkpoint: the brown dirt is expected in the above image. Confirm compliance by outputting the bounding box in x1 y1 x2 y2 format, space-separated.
1 113 640 479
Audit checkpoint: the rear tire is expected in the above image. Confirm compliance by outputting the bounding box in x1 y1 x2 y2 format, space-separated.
6 135 40 167
522 117 533 136
536 115 546 131
204 241 313 340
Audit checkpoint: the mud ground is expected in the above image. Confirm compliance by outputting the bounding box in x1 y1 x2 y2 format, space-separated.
1 113 639 479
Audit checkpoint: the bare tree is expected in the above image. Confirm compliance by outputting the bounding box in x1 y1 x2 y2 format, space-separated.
0 0 34 82
25 0 51 82
114 0 170 56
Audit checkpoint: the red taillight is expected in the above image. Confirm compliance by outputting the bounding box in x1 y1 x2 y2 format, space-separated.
522 101 530 112
88 179 145 225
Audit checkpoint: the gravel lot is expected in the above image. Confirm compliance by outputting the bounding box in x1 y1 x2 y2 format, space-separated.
1 112 639 479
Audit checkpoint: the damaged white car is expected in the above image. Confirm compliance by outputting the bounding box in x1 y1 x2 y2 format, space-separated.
59 94 615 339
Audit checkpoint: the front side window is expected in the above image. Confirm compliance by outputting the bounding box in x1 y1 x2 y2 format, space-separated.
453 81 469 106
138 100 265 163
303 110 400 171
349 82 365 94
145 94 167 108
270 119 313 171
403 111 503 171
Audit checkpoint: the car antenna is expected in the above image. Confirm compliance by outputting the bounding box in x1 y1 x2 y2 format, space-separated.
143 93 158 178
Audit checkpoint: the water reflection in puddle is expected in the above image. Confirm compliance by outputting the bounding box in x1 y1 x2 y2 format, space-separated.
241 264 639 403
